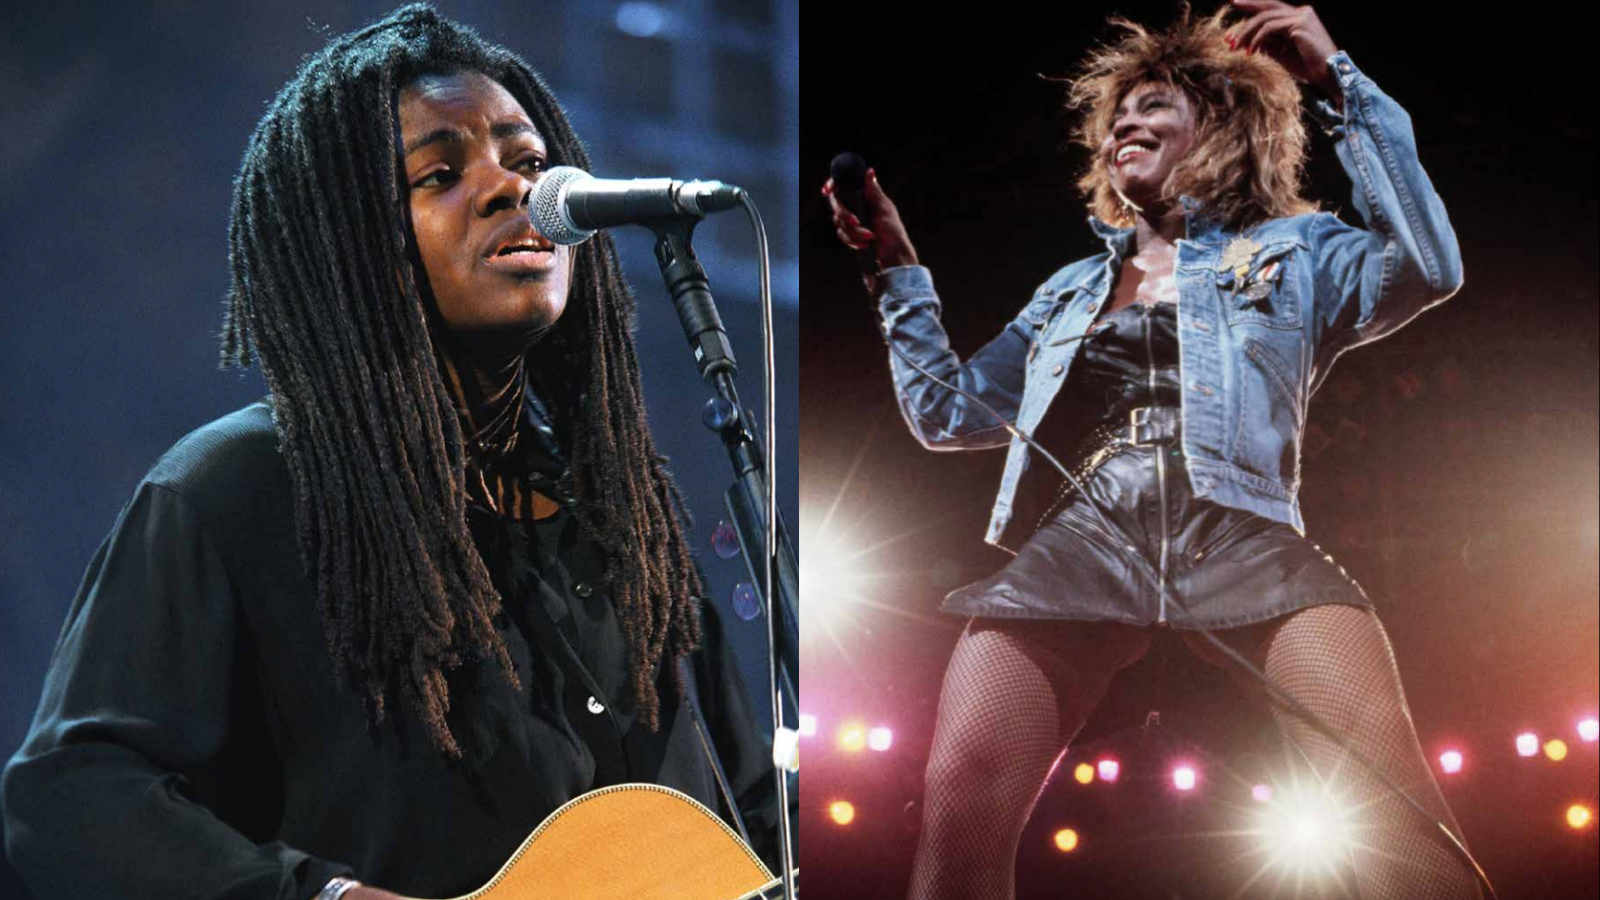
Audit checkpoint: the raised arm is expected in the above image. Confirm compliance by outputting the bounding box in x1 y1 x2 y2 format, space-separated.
1227 0 1462 384
1 481 353 900
1302 51 1463 375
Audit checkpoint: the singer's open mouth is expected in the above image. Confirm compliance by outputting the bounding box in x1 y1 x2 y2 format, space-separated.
482 248 557 275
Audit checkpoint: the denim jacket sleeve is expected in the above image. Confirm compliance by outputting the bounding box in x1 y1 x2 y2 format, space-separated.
1305 52 1464 382
876 265 1041 450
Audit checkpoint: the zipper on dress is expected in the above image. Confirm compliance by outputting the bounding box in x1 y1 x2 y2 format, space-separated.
1143 303 1171 625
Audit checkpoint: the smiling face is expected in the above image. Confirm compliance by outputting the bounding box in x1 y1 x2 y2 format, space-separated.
399 71 571 350
1101 81 1199 212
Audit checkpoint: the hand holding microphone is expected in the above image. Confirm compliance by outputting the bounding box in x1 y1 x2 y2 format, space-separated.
823 153 919 295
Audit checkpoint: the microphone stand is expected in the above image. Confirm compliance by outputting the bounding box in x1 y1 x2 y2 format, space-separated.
649 215 799 899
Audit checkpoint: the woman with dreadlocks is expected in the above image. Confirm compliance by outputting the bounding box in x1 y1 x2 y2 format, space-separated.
3 6 785 900
826 2 1480 899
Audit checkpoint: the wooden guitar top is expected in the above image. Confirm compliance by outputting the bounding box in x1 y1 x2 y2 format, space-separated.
406 782 789 900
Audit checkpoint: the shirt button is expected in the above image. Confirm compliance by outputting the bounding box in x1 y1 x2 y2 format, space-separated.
1087 302 1099 313
1338 62 1352 73
586 696 606 714
1042 287 1055 296
574 582 594 598
1051 364 1065 376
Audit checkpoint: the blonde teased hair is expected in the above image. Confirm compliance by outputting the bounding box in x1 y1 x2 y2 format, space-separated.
1067 2 1318 230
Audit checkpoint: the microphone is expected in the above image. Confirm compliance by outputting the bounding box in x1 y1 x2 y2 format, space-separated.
827 151 870 222
829 151 882 292
530 166 745 246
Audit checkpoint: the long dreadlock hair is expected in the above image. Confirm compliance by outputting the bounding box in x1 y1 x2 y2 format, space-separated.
1067 2 1319 231
220 3 703 760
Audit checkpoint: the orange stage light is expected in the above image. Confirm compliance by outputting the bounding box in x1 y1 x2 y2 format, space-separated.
1567 804 1593 830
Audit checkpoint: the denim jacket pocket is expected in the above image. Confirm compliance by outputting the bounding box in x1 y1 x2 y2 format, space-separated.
1235 337 1304 485
1019 290 1074 367
1215 240 1305 330
1017 290 1067 329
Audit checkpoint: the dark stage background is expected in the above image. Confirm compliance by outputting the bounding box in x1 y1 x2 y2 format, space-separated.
0 2 796 897
801 3 1598 900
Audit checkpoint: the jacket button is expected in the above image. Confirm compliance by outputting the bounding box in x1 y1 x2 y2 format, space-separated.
1051 364 1065 376
586 696 606 714
574 582 594 598
1338 62 1352 73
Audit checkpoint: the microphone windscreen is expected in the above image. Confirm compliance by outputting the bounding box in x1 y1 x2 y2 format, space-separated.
530 165 593 246
829 152 868 192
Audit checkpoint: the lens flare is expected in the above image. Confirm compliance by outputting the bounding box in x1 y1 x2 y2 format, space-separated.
798 714 817 737
1438 750 1463 774
1578 718 1599 743
1253 785 1355 881
829 801 856 826
1515 732 1539 757
1053 828 1080 852
1567 805 1593 830
1073 763 1095 785
1544 739 1569 762
1096 758 1121 783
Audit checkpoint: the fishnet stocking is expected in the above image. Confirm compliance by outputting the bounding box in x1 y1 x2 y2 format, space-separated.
1227 604 1484 900
907 620 1150 900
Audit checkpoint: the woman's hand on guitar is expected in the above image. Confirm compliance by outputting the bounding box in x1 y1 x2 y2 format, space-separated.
823 169 920 270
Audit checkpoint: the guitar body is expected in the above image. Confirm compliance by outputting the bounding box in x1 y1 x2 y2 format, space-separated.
415 783 788 900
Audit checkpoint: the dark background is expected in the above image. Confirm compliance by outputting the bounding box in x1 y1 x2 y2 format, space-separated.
0 2 796 896
800 3 1598 899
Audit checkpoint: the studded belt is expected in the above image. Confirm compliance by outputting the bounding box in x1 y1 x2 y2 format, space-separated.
1033 406 1181 532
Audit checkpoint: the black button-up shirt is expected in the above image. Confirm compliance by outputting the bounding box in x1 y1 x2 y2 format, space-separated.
2 401 790 899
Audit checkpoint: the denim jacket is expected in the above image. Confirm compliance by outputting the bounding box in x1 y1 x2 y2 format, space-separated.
877 52 1462 552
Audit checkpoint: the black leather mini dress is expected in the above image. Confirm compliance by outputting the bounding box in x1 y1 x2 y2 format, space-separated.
942 302 1370 630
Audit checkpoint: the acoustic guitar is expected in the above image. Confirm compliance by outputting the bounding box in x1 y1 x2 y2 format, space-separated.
404 782 797 899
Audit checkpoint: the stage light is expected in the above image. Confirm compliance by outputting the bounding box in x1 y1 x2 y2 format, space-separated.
1253 785 1354 881
1096 758 1120 783
868 727 893 752
1173 764 1198 791
1515 732 1539 757
1567 805 1593 830
615 3 668 38
1438 750 1463 774
1252 784 1273 803
799 511 872 629
1544 739 1569 761
837 722 867 753
1578 717 1599 742
1053 828 1080 852
799 714 817 738
1073 763 1095 785
829 801 856 826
